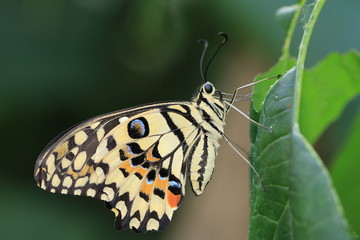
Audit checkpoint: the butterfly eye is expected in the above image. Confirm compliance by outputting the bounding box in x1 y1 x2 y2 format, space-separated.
203 82 214 94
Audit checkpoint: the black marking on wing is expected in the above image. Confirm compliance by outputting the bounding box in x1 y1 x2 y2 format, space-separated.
103 118 123 135
197 135 209 189
106 136 117 150
139 192 149 202
68 136 76 150
131 154 145 167
159 168 168 178
135 172 143 180
146 169 156 183
160 112 185 143
119 149 127 160
119 168 129 177
127 143 143 155
142 161 150 169
66 152 75 160
154 188 165 199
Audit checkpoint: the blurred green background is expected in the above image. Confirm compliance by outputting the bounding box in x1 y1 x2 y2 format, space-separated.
1 0 359 240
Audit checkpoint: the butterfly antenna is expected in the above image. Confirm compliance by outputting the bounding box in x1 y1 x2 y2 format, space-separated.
222 133 265 191
197 39 209 82
204 32 228 80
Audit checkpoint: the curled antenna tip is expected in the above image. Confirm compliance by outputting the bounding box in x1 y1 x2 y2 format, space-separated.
218 32 228 44
203 32 229 80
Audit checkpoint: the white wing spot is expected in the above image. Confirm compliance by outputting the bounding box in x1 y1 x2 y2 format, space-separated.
103 186 115 200
75 176 89 187
97 128 106 141
129 218 140 229
61 159 72 169
61 189 68 194
116 201 128 216
74 189 82 195
46 154 56 177
51 174 61 187
95 167 105 183
63 176 73 188
89 172 98 184
101 193 109 201
147 218 159 231
73 151 87 171
74 131 88 145
119 116 129 123
86 188 96 197
40 180 46 189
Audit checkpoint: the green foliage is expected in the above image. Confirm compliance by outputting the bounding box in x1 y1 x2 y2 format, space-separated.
254 51 360 143
249 0 360 239
251 58 296 112
300 51 360 143
249 69 351 240
331 111 360 236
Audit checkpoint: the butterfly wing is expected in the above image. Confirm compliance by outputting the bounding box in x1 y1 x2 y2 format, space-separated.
35 102 204 232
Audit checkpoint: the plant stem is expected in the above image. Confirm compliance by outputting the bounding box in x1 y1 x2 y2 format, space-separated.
280 1 306 61
294 0 327 124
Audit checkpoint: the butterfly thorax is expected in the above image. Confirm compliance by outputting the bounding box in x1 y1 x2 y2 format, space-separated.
194 90 226 133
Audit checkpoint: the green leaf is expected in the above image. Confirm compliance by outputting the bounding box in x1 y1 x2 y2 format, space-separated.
249 68 352 240
251 57 296 113
300 51 360 143
331 109 360 236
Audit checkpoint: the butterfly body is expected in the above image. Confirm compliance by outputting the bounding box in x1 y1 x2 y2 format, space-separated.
35 82 226 233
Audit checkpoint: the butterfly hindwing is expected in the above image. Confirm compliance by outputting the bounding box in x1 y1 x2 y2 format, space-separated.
34 102 205 232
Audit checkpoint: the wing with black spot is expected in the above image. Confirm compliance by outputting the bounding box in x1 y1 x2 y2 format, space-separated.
34 102 204 232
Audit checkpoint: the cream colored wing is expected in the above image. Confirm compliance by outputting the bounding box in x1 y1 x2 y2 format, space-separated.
34 102 204 233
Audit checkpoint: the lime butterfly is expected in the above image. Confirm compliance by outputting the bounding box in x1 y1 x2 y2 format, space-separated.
34 33 274 233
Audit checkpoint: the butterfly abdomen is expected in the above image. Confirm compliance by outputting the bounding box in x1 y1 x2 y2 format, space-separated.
187 87 226 196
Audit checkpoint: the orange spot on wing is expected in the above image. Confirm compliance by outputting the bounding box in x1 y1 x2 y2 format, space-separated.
119 160 136 173
146 145 160 162
56 142 69 159
67 164 95 179
141 179 154 195
80 164 94 176
154 176 167 192
136 167 147 177
167 191 181 208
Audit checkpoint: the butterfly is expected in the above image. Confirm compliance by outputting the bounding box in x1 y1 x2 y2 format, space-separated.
34 33 273 233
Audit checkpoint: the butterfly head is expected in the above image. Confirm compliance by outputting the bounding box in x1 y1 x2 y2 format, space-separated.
193 81 226 125
201 81 223 100
201 81 222 100
203 82 215 94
